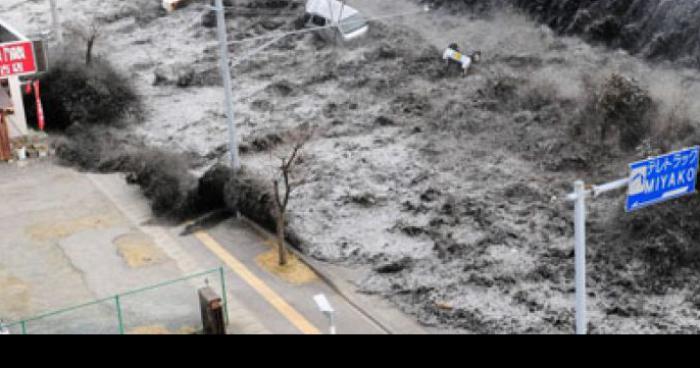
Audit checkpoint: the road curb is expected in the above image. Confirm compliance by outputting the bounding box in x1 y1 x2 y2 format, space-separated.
239 216 425 335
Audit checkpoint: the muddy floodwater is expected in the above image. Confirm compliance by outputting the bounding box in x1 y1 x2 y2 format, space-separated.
5 0 700 333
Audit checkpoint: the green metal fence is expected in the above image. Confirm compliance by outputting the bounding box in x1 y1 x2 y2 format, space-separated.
1 267 228 335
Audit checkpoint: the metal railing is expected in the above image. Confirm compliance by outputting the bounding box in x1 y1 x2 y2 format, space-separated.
1 267 228 335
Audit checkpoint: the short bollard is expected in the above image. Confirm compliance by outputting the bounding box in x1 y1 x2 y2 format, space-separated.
199 287 226 335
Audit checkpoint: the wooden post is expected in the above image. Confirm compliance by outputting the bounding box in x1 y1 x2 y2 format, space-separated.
0 111 12 161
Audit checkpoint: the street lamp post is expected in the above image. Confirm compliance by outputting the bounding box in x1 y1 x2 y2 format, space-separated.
213 0 241 169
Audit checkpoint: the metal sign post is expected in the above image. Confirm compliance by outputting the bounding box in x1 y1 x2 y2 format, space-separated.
566 147 700 335
567 178 629 335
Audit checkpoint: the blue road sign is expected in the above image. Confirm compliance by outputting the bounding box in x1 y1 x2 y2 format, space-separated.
626 146 700 212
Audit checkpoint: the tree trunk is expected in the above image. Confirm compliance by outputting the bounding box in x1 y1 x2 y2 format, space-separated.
276 207 287 266
86 38 95 65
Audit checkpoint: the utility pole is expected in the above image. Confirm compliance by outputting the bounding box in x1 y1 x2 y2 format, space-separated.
214 0 241 169
49 0 63 44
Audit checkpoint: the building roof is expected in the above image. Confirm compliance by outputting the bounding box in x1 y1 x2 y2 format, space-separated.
0 19 27 43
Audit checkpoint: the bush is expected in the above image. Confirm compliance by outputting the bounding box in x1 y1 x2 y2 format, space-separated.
224 170 277 229
23 54 140 132
55 127 300 244
574 74 655 150
198 164 236 210
54 128 108 170
55 127 204 221
222 168 306 249
54 126 136 171
127 149 200 220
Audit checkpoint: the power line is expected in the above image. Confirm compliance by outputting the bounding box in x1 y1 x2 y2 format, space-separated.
231 34 287 67
220 5 299 16
178 4 429 46
230 43 371 71
183 5 213 29
220 7 433 76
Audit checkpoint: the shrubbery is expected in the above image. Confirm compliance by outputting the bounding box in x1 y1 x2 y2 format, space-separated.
55 128 203 220
224 169 278 229
54 126 287 228
127 149 201 219
574 74 655 150
44 53 283 226
24 54 140 132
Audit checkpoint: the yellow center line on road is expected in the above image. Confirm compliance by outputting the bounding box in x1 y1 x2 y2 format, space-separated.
193 231 321 335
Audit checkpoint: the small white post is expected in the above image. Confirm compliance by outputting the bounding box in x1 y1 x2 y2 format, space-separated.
328 311 336 335
313 293 336 335
573 180 587 335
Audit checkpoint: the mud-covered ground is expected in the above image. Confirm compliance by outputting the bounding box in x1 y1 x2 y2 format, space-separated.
6 0 700 333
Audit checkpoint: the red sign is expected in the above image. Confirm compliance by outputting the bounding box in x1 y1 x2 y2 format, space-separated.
0 41 37 79
33 80 45 131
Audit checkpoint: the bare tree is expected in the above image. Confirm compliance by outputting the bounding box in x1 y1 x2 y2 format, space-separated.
66 19 101 66
272 141 304 266
270 124 316 267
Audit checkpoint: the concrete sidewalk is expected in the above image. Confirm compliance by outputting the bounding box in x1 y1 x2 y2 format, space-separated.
88 168 389 334
0 159 268 334
241 218 428 334
1 159 424 334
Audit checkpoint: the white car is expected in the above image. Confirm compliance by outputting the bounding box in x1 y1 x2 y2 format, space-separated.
302 0 369 42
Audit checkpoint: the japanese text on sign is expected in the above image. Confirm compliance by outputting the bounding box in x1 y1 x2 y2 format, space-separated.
0 41 37 78
626 146 700 212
